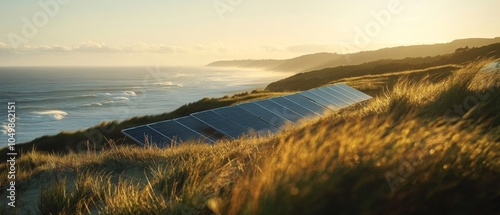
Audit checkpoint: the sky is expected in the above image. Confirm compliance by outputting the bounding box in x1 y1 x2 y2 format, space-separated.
0 0 499 66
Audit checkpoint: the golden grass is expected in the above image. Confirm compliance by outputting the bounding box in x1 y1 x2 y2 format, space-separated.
0 60 498 214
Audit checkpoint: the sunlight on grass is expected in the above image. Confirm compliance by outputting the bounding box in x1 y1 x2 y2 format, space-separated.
1 60 498 214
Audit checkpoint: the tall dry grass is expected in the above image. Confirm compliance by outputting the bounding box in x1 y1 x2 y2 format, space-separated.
1 61 498 215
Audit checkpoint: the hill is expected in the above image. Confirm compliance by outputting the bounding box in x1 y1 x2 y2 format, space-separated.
1 61 498 214
208 37 500 73
266 43 500 92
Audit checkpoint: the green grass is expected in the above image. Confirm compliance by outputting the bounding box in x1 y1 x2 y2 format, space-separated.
0 61 499 214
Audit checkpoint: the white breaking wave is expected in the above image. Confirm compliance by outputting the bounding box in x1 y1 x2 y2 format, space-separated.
123 91 137 96
33 110 68 120
81 103 103 107
1 124 8 135
111 97 130 101
154 82 183 87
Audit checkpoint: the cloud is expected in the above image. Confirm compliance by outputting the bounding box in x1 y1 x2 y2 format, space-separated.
0 41 189 54
74 41 120 53
34 45 72 52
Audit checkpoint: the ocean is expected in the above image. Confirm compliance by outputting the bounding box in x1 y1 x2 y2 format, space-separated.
0 66 287 148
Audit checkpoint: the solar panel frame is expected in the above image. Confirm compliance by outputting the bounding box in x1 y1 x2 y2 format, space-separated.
326 84 365 102
317 87 358 105
321 85 361 104
237 102 291 129
335 83 372 100
254 100 304 124
148 120 213 144
212 106 279 134
282 94 329 115
270 97 321 120
122 125 171 147
310 88 351 108
174 116 225 142
192 110 250 139
299 91 340 110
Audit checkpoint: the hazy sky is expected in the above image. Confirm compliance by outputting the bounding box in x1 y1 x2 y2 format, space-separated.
0 0 499 66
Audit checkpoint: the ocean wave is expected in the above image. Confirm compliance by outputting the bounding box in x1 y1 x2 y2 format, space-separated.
97 90 138 97
173 73 195 78
6 94 98 104
154 82 183 87
2 85 144 95
81 103 103 107
111 97 130 101
1 124 8 135
123 91 137 96
32 110 68 120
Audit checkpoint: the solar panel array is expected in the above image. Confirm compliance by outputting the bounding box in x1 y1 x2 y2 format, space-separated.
122 83 372 147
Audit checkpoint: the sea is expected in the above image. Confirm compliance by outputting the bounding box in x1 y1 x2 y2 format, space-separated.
0 66 288 148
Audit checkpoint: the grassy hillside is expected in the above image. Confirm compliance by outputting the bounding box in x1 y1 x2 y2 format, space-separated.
1 61 498 214
266 43 500 92
0 91 289 161
208 37 500 73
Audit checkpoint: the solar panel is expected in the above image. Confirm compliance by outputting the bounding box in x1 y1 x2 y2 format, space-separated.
122 125 171 147
299 91 340 110
237 102 290 129
254 100 305 124
310 88 351 108
212 106 278 134
282 94 329 115
122 83 372 147
192 110 249 139
320 85 360 104
326 85 365 102
335 83 372 101
317 87 358 106
148 120 213 144
270 97 321 120
175 116 225 142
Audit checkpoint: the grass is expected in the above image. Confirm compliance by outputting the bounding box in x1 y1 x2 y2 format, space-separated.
0 90 289 161
0 60 499 214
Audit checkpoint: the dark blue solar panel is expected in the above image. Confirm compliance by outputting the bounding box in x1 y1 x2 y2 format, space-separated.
122 125 171 147
326 84 365 102
254 100 304 124
299 91 340 110
122 83 372 146
320 85 360 104
175 116 225 142
213 106 278 134
192 110 249 139
282 94 329 115
335 83 372 101
148 120 213 144
237 102 290 129
270 97 320 120
309 88 351 108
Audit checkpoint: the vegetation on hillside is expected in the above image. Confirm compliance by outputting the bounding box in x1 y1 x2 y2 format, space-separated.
208 37 500 73
1 61 498 214
266 43 500 92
